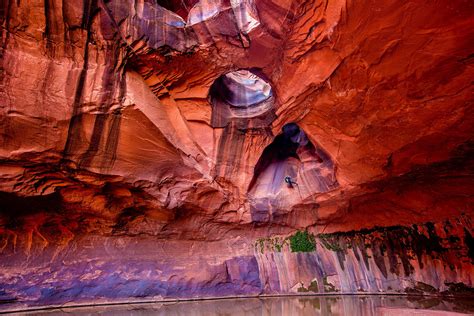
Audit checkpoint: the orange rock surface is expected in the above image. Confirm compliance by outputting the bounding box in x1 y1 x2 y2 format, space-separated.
0 0 473 308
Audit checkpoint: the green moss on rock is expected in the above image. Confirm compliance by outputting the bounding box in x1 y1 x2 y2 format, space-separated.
289 230 316 252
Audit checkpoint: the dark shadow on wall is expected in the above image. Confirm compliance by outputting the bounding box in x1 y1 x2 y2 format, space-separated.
0 191 62 219
156 0 199 19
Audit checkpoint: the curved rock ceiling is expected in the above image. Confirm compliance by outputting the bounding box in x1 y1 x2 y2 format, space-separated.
0 0 473 309
218 70 272 107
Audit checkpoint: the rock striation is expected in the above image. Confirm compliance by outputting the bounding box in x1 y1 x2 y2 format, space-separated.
0 0 473 309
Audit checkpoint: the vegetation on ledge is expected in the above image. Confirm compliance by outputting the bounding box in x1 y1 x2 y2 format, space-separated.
254 230 316 253
289 230 316 252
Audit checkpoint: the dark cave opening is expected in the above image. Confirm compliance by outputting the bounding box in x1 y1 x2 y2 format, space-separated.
248 123 305 192
156 0 199 19
0 191 62 219
248 123 338 211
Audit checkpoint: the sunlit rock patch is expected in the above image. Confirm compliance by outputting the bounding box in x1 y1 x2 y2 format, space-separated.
188 0 260 33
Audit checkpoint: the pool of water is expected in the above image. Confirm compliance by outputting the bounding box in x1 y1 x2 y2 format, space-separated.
6 296 474 315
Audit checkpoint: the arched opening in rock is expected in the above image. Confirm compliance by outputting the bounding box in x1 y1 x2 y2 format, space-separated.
248 123 338 216
209 69 276 129
215 70 272 106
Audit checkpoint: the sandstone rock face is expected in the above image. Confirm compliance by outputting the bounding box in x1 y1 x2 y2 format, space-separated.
0 0 473 308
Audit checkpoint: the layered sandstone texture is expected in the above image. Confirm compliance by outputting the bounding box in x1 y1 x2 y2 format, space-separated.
0 0 473 309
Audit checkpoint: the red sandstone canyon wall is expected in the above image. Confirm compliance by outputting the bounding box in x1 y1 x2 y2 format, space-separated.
0 0 473 309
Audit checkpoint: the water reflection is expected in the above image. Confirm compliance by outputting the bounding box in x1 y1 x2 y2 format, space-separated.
18 296 474 315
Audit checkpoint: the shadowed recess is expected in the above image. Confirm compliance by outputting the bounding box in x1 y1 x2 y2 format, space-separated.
248 123 338 218
156 0 199 19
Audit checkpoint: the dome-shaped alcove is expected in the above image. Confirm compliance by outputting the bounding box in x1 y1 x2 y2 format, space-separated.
248 123 338 222
209 69 276 129
209 69 277 186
